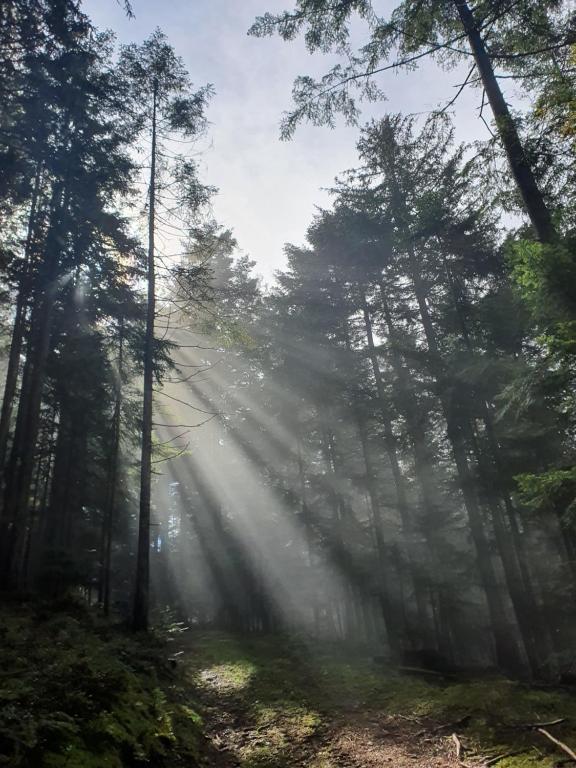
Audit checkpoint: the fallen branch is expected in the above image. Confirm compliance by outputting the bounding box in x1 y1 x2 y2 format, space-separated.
399 666 445 677
485 750 526 766
432 715 472 733
415 714 471 739
450 733 479 768
518 718 566 730
452 732 462 760
537 728 576 762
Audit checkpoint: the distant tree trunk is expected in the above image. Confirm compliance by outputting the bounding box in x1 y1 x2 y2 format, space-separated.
353 402 404 658
133 78 158 632
0 178 68 588
319 422 354 640
379 284 455 661
100 319 124 615
0 164 42 477
453 0 556 243
379 152 524 671
46 403 75 552
295 427 320 634
442 253 553 674
360 295 431 639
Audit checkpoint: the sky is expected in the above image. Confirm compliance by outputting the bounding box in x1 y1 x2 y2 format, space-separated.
84 0 492 282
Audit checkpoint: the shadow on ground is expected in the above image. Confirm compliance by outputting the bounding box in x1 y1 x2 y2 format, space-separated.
170 631 576 768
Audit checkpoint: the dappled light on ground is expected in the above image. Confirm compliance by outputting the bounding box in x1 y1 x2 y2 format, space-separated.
199 661 257 693
173 631 576 768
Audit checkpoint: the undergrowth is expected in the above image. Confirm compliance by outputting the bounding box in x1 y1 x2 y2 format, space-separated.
184 631 576 768
0 599 202 768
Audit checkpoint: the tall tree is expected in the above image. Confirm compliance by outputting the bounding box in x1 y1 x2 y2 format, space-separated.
249 0 576 241
120 30 212 630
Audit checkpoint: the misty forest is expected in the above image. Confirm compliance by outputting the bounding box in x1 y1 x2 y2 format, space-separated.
2 1 576 767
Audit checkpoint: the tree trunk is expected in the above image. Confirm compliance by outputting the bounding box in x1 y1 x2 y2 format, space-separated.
360 295 432 639
381 152 524 672
295 428 320 634
379 284 456 660
453 0 556 243
442 253 553 674
0 164 42 477
0 281 58 586
354 402 404 658
410 248 521 670
100 319 124 615
133 79 158 632
0 176 68 588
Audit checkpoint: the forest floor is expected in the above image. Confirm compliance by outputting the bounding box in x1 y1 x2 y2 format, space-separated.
2 602 576 768
173 631 576 768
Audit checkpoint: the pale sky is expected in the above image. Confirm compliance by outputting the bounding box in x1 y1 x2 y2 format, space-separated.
84 0 492 281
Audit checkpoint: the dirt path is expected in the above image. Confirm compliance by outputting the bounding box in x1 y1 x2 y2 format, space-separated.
174 632 506 768
169 630 576 767
201 704 466 767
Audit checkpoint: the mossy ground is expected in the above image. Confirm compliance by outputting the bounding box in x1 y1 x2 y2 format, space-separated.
0 599 202 767
2 608 575 768
181 631 576 767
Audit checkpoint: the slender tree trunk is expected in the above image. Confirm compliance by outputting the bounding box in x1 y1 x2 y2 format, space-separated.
360 296 431 639
133 80 158 632
379 284 455 660
100 319 124 615
442 254 553 673
295 428 320 634
0 164 42 477
453 0 556 243
408 245 521 670
354 402 404 657
380 151 524 671
25 412 55 583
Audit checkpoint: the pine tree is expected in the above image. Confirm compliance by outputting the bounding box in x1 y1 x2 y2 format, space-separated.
119 29 212 630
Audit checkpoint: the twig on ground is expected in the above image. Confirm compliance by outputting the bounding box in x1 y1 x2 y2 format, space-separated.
415 714 471 739
517 718 566 730
397 713 424 724
436 715 472 733
537 728 576 762
485 750 526 765
399 666 445 677
452 732 463 759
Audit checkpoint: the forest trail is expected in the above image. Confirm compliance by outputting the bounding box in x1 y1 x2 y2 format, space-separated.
171 631 576 768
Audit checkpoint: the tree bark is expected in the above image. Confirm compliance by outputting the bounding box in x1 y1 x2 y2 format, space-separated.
360 296 432 642
354 402 404 658
442 252 553 674
100 319 124 615
0 164 42 477
453 0 556 243
379 284 456 660
133 79 158 632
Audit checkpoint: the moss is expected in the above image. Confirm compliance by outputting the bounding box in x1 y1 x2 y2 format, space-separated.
0 601 202 767
182 630 576 767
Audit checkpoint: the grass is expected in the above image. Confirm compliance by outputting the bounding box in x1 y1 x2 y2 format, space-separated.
182 630 576 768
0 599 203 768
2 609 575 768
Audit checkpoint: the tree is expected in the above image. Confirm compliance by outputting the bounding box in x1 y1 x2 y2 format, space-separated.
120 29 212 630
0 11 142 588
249 0 576 242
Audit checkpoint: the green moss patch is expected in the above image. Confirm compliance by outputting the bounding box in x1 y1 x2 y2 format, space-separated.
182 631 576 768
0 601 202 767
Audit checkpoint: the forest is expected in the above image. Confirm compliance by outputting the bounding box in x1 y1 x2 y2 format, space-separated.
1 1 576 767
